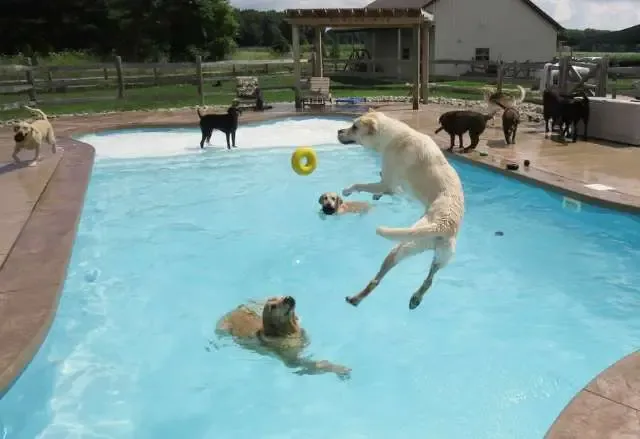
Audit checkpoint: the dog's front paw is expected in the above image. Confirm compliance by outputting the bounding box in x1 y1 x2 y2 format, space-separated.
372 194 382 201
345 296 360 307
342 187 354 197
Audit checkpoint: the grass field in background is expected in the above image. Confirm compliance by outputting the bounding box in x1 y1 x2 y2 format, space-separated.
1 47 638 120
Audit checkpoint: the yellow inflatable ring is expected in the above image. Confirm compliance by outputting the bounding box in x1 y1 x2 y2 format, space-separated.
291 147 317 176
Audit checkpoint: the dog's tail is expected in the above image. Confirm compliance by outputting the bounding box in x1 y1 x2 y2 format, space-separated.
514 85 526 105
376 224 447 242
24 105 47 120
196 107 204 119
435 126 444 134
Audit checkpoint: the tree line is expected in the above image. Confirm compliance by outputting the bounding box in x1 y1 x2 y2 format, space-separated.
0 0 357 62
560 26 640 53
4 0 635 63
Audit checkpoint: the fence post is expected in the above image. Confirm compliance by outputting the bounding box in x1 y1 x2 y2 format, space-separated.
597 56 608 97
496 61 504 92
23 57 37 103
114 56 124 99
195 55 204 106
558 56 570 94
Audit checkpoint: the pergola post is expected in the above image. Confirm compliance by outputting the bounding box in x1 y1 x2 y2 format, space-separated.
412 24 420 110
292 24 302 109
314 27 324 77
420 22 429 103
396 28 402 77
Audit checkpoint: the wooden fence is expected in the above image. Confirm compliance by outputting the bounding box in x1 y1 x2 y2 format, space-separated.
2 54 639 111
545 55 640 98
0 57 311 110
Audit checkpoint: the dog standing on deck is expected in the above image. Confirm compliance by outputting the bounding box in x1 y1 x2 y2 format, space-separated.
12 106 57 165
435 110 495 152
493 100 521 145
197 105 241 149
337 110 464 310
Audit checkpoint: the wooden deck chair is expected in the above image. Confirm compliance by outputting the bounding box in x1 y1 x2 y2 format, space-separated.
300 77 332 108
235 76 259 109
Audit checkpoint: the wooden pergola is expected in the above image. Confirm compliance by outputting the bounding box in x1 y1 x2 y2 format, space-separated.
284 8 434 110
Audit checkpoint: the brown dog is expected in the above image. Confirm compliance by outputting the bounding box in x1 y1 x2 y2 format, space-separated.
12 106 57 165
318 192 371 215
435 110 495 153
493 101 520 145
216 296 351 379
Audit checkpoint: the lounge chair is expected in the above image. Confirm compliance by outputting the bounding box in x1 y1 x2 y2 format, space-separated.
235 76 259 109
299 77 332 108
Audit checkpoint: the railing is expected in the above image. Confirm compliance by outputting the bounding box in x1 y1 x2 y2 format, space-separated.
0 57 310 110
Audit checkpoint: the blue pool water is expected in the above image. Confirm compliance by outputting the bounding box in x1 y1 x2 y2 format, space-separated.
1 117 640 439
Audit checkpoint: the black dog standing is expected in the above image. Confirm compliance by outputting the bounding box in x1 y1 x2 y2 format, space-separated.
197 106 241 149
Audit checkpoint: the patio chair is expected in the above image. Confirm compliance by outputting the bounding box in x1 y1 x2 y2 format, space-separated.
235 76 259 109
299 76 332 108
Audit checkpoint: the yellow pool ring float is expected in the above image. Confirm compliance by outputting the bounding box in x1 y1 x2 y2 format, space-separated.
291 147 317 176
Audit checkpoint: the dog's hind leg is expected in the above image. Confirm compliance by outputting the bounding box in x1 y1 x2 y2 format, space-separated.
346 241 425 307
511 124 518 144
462 132 480 153
47 129 57 154
448 134 455 151
458 134 464 149
408 239 455 310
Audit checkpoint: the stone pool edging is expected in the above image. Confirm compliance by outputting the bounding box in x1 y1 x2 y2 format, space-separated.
0 138 94 396
0 108 639 439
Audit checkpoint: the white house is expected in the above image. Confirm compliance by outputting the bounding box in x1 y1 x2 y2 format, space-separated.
356 0 562 77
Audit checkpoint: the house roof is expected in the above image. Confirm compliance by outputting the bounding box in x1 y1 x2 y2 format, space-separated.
366 0 563 30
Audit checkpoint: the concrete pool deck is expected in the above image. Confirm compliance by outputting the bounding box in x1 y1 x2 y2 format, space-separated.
0 104 639 436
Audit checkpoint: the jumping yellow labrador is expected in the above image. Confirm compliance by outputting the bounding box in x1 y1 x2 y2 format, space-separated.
337 110 465 310
216 296 351 379
12 106 57 165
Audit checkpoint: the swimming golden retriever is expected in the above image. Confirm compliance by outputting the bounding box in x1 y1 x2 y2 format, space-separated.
318 192 371 215
12 106 57 165
216 296 351 379
337 110 465 310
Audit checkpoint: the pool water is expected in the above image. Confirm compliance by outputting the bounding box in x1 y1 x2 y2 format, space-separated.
1 117 640 439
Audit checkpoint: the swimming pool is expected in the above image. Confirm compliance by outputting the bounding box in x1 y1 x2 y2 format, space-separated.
1 116 639 439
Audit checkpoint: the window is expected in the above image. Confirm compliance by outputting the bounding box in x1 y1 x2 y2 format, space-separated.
402 48 410 60
475 48 490 61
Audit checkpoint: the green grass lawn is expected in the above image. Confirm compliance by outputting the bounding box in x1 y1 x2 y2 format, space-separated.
0 78 491 121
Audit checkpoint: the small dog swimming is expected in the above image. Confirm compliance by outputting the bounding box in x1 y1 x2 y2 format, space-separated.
318 192 371 215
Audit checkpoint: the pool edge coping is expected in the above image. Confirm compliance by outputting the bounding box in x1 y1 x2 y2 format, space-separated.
0 138 95 397
0 109 638 439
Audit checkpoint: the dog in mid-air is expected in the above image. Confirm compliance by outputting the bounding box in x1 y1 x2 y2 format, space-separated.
197 105 241 149
12 106 57 165
483 84 527 123
337 110 464 310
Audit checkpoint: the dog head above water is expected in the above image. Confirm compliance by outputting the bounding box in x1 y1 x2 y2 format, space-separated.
261 296 299 336
337 109 388 150
318 191 343 215
13 121 33 143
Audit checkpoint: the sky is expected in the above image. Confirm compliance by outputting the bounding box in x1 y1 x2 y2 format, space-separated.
230 0 640 31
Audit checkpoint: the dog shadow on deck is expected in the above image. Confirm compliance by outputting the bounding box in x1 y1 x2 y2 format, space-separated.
0 160 32 175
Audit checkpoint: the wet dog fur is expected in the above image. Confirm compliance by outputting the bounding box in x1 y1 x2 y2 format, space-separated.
318 192 371 215
216 296 350 379
337 110 464 310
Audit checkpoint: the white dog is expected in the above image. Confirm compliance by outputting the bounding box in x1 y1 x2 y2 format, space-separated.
337 110 465 310
12 106 57 165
